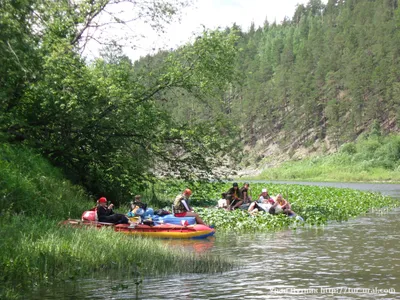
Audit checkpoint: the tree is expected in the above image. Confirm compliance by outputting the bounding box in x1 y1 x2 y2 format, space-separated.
1 0 241 202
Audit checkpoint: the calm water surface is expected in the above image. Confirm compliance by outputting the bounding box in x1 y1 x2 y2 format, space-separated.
31 182 400 299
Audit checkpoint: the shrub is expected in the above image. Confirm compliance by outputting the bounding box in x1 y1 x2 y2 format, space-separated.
340 142 357 154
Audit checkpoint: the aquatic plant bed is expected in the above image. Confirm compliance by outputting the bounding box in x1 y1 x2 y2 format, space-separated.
195 183 399 231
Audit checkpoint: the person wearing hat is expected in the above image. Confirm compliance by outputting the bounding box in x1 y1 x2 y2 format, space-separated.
97 197 129 224
225 182 243 210
258 188 274 204
173 189 206 225
248 188 275 213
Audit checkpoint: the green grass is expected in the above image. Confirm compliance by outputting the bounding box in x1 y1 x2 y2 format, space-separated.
0 214 234 299
0 143 90 218
0 144 235 299
256 134 400 183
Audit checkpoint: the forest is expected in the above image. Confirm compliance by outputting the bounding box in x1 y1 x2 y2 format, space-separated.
0 0 241 204
159 0 400 163
2 0 400 204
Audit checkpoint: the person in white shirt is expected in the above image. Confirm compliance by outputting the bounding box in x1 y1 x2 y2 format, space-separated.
248 188 275 213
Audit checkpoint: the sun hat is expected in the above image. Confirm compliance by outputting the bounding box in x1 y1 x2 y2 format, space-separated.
262 188 267 193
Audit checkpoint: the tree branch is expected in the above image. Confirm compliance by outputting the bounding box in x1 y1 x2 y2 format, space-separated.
71 0 110 45
6 41 29 74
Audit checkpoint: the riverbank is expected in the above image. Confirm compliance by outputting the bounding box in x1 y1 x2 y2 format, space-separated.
0 144 233 300
256 157 400 183
0 214 233 299
239 134 400 183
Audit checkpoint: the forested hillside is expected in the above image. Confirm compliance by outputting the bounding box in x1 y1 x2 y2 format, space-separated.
237 0 399 150
150 0 400 168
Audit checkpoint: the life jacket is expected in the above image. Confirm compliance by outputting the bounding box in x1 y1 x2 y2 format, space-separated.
173 194 189 214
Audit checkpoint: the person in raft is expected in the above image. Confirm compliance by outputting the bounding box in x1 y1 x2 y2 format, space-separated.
226 182 243 210
131 195 147 211
217 192 229 208
128 194 154 218
97 197 129 224
248 188 275 213
270 194 296 216
173 189 206 225
240 182 252 205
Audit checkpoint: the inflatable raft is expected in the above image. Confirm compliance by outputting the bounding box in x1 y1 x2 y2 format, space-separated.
115 223 215 239
60 219 215 239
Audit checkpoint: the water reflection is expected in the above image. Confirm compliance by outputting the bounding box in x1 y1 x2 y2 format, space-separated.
139 209 399 300
28 182 400 300
161 236 216 254
30 211 400 300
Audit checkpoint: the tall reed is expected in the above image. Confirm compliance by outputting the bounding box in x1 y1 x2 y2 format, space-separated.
0 214 234 299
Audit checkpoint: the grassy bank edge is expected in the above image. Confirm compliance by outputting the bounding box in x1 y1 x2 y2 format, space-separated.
0 143 233 299
246 134 400 184
0 214 234 300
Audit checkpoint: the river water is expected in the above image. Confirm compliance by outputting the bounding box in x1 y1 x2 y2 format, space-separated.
31 182 400 299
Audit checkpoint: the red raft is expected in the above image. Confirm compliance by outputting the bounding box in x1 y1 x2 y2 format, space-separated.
60 219 215 239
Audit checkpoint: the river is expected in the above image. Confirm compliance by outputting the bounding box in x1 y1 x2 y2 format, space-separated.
30 182 400 299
